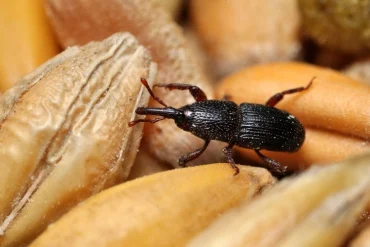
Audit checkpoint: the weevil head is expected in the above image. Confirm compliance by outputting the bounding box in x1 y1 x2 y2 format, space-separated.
172 106 193 131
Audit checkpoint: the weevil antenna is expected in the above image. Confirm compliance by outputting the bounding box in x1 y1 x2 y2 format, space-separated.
128 117 165 127
306 76 316 89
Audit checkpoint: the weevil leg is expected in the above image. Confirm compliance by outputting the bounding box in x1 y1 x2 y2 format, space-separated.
140 78 168 107
265 77 315 107
222 143 240 176
255 150 287 175
179 140 211 167
128 117 165 127
154 83 207 102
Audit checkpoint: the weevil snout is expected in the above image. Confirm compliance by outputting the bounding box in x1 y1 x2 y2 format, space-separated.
135 107 183 119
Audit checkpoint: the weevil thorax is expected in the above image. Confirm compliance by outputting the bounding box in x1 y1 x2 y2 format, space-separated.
175 100 241 142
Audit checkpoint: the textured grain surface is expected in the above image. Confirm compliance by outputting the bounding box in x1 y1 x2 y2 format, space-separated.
152 0 183 18
31 164 274 247
190 0 301 77
0 33 156 247
189 153 370 247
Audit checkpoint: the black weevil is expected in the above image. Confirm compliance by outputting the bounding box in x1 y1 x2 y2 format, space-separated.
129 78 314 175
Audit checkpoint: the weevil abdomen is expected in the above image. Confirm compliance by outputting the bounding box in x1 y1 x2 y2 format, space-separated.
236 103 305 152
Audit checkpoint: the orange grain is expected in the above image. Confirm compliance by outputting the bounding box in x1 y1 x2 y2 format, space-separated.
217 62 370 170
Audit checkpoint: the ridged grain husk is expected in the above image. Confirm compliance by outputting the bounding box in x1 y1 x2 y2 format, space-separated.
0 32 156 246
31 164 275 247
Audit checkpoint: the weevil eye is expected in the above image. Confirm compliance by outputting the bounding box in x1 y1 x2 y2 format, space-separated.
173 110 190 131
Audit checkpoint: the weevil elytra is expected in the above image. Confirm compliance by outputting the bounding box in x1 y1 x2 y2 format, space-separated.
129 78 313 175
